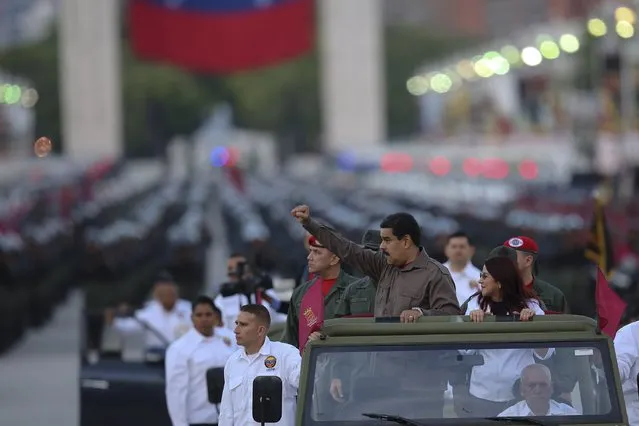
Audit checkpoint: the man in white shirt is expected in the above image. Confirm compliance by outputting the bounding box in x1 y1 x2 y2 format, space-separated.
443 231 480 306
498 364 579 417
614 320 639 425
219 304 301 426
166 296 237 426
108 275 192 350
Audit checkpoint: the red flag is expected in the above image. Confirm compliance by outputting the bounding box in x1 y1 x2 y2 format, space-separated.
596 267 627 338
128 0 314 74
298 278 324 354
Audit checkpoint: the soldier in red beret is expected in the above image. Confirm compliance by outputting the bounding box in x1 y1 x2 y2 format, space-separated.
503 236 569 314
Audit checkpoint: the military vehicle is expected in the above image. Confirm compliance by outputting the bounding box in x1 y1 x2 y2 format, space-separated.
253 315 630 426
79 319 286 426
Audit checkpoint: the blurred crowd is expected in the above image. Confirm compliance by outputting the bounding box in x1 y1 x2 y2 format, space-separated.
0 161 212 354
4 163 639 355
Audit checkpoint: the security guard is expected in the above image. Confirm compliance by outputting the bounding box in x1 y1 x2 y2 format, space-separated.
165 296 237 426
219 304 301 426
107 276 192 351
335 229 381 317
502 236 569 314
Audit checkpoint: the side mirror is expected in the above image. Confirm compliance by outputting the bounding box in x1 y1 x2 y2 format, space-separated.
252 376 282 424
206 367 225 404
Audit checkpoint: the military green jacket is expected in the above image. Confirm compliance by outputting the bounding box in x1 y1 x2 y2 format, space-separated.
283 269 359 349
335 277 377 317
533 278 570 314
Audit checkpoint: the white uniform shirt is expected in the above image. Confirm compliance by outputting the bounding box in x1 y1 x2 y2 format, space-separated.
113 299 192 348
498 399 580 417
444 261 481 305
214 290 285 331
219 337 301 426
614 321 639 426
165 327 238 426
463 297 552 401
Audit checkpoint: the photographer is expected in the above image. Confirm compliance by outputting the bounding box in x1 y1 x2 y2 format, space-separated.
214 253 285 330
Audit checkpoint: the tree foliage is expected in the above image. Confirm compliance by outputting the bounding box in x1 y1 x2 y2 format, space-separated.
0 32 62 152
384 26 474 139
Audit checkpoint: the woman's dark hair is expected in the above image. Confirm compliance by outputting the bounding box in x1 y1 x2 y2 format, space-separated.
478 256 539 314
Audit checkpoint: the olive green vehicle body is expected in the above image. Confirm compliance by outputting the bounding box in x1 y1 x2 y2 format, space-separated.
293 315 629 426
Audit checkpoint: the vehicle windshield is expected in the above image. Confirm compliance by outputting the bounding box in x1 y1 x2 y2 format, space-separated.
303 340 623 425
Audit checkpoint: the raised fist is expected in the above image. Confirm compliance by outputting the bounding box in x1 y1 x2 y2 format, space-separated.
290 205 310 224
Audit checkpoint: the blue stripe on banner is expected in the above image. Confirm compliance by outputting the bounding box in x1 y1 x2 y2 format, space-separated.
152 0 292 13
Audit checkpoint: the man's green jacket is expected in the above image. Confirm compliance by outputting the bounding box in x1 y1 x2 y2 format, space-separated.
283 269 359 349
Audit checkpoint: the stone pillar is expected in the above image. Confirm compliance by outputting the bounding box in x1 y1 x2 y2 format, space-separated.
59 0 122 161
320 0 385 152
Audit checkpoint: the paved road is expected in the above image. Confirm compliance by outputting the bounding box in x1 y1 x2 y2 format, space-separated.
0 290 81 426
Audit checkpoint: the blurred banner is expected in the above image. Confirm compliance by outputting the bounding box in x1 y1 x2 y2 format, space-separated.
128 0 315 73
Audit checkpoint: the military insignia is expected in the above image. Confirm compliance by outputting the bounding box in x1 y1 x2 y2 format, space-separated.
303 308 319 327
264 355 277 369
508 237 523 248
223 337 232 347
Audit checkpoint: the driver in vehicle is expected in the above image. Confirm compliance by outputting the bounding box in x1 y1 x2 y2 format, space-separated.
106 273 192 353
498 364 580 417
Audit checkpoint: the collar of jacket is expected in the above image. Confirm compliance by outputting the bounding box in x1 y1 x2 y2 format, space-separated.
308 268 351 296
400 248 430 272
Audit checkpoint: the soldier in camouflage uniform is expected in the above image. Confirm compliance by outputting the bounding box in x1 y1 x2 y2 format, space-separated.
334 229 381 317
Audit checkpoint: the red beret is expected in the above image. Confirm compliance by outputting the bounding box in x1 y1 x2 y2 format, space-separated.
503 236 538 253
308 236 324 248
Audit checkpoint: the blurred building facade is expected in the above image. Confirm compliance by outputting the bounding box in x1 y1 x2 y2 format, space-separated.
385 0 601 37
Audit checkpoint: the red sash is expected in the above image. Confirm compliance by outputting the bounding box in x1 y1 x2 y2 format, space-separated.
298 278 324 354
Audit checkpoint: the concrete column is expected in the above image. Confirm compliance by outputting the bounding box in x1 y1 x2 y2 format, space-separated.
59 0 122 161
320 0 385 152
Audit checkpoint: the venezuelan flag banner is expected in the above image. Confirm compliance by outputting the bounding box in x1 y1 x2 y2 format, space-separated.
128 0 315 73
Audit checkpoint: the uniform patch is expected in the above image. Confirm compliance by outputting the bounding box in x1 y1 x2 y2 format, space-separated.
223 337 232 347
264 355 277 369
303 308 319 327
508 237 524 248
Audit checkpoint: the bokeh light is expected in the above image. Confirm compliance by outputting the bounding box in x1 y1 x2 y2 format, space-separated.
615 6 636 25
428 156 451 177
521 47 542 66
34 137 52 158
559 34 580 53
518 160 539 180
616 20 635 38
587 18 607 37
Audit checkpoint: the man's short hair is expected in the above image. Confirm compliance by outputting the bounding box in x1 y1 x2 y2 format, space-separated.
521 363 552 382
379 213 421 247
229 252 245 259
192 295 219 315
240 303 271 328
155 271 175 283
447 231 473 246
